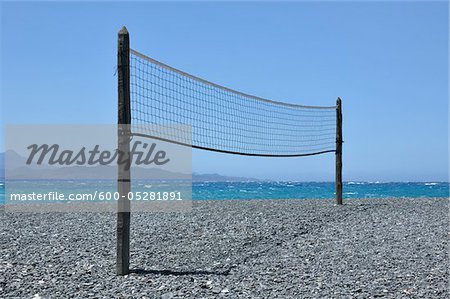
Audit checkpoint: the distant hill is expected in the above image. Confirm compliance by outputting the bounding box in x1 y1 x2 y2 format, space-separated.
192 173 258 182
0 152 256 182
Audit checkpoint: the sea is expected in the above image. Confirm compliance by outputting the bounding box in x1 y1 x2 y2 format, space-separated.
0 181 449 204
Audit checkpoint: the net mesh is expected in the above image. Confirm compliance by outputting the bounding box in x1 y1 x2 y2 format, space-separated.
129 49 336 157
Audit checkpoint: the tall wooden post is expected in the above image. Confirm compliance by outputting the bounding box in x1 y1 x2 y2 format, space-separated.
117 26 131 275
335 98 343 205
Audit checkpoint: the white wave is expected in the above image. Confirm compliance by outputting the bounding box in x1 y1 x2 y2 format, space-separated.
144 184 152 188
239 189 257 193
424 183 438 186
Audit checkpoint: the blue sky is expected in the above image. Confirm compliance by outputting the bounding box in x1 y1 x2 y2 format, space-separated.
1 1 448 181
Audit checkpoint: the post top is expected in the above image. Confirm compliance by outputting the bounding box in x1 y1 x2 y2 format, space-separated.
119 26 129 35
337 97 342 104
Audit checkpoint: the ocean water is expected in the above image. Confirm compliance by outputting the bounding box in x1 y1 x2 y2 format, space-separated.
0 181 448 204
193 181 449 200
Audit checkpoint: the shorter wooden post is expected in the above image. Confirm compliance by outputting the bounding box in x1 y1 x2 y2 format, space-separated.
335 98 343 205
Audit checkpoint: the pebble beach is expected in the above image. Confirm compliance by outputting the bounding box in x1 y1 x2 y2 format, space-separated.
1 198 448 298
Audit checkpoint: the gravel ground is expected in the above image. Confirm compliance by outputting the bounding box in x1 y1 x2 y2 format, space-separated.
0 198 448 298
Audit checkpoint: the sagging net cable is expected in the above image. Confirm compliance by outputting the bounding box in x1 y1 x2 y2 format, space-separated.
129 49 337 157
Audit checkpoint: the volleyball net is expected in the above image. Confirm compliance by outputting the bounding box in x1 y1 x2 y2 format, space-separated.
129 49 337 157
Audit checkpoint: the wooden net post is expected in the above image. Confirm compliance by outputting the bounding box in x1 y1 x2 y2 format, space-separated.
117 26 131 275
335 98 343 205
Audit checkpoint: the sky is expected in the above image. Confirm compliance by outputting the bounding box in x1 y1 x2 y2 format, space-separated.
1 1 448 182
